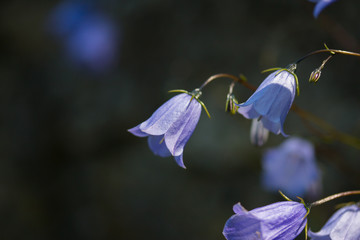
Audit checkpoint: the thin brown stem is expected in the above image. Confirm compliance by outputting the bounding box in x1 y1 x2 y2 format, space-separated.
295 49 360 64
310 190 360 208
199 73 256 91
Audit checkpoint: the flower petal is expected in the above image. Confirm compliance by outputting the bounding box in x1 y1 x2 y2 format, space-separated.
251 201 307 239
147 135 172 157
223 210 262 240
165 98 202 157
312 0 337 18
140 93 191 135
128 124 149 137
308 204 360 239
174 154 186 169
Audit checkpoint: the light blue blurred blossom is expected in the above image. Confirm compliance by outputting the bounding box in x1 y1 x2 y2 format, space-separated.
262 137 321 198
309 203 360 239
48 1 119 72
237 68 297 137
309 0 337 18
128 92 202 169
223 201 307 240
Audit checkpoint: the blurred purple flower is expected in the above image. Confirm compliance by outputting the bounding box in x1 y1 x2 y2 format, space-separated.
237 67 297 137
262 137 321 198
48 1 119 72
128 91 203 169
309 0 337 18
223 201 307 240
308 203 360 239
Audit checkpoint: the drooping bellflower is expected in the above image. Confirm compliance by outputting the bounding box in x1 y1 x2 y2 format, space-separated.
237 66 298 137
223 201 308 240
128 90 204 169
308 203 360 239
262 137 321 198
308 0 338 18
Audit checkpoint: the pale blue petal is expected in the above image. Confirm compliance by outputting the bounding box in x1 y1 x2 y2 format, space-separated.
139 93 191 135
223 210 262 240
128 124 149 137
147 135 171 157
237 104 261 119
165 99 202 157
174 154 186 169
309 204 360 239
223 201 307 240
251 202 307 239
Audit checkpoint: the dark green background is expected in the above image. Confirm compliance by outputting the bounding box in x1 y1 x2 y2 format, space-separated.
0 0 359 239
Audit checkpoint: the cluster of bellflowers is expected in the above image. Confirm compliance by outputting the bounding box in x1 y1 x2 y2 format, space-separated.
129 45 360 239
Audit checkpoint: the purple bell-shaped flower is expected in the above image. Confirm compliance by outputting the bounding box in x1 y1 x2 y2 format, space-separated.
223 201 308 240
128 89 205 168
237 66 298 137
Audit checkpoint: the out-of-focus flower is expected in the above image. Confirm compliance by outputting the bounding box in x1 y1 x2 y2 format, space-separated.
308 203 360 239
262 137 321 198
48 1 119 73
128 90 203 169
308 0 337 18
223 201 308 240
250 119 269 146
237 66 297 137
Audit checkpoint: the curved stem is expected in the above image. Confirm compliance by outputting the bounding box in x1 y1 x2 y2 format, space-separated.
310 190 360 208
295 49 360 64
198 73 256 91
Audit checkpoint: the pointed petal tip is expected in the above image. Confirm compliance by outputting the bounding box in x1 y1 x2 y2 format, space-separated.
128 125 149 137
174 154 186 169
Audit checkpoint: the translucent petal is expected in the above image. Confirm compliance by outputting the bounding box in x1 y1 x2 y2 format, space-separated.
223 201 307 240
250 201 307 239
128 124 149 137
139 93 191 135
165 98 202 157
308 204 360 239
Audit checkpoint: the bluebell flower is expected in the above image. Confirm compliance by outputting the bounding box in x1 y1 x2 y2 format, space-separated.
262 137 321 198
223 201 308 240
128 90 205 169
309 0 337 18
237 66 298 137
308 203 360 239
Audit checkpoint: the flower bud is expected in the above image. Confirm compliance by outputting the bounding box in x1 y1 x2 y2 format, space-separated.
225 94 239 115
309 68 321 83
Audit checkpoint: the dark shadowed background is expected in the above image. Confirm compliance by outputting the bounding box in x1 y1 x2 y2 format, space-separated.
0 0 359 239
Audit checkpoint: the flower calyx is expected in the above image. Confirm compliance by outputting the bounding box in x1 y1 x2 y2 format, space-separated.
169 88 211 118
